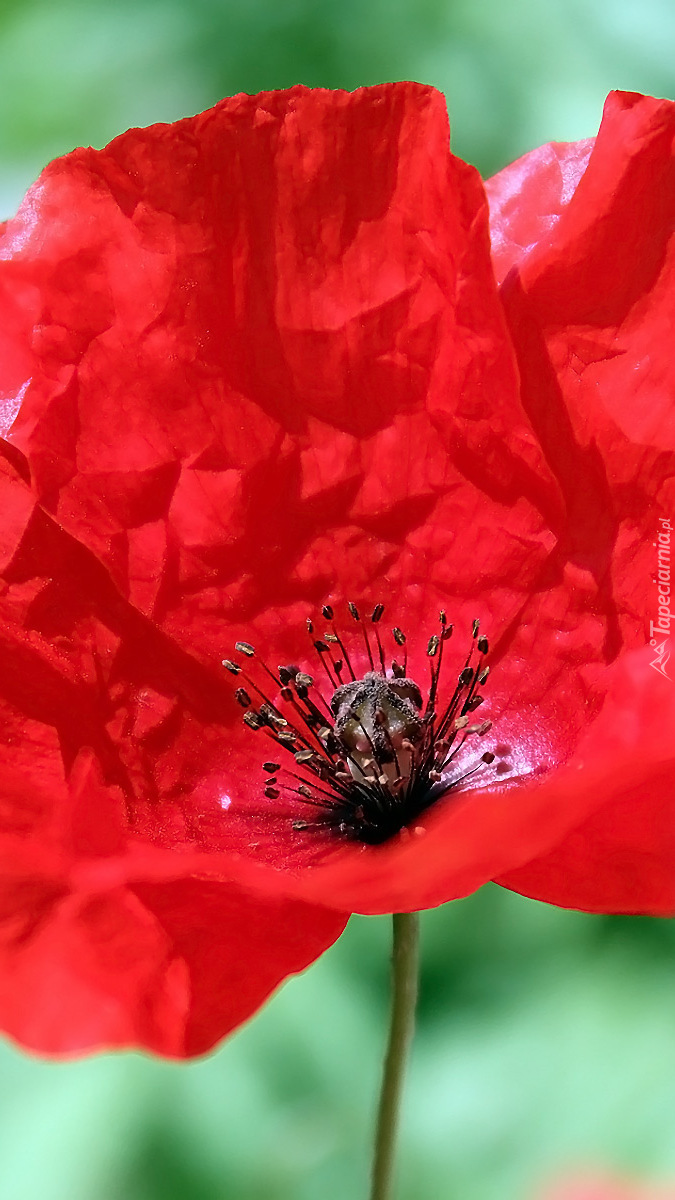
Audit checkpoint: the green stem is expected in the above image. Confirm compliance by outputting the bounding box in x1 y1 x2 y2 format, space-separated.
370 911 421 1200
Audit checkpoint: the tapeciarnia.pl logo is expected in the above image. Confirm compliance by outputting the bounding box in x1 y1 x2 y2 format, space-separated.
650 517 672 680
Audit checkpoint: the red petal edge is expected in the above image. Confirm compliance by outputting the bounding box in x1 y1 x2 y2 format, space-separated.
0 845 347 1057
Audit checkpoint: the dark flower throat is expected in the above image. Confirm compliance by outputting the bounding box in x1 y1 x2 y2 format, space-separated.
224 605 494 845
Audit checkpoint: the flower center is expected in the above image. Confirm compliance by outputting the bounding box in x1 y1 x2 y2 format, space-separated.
224 604 495 845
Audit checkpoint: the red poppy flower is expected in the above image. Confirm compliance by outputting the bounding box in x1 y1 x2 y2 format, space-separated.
0 83 673 1056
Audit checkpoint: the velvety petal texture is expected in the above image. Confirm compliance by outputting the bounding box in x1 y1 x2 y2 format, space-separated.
0 83 673 1055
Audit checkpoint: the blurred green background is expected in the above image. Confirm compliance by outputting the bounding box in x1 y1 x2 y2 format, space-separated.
1 2 674 1198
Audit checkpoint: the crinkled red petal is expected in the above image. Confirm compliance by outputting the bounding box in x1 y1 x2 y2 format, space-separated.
484 89 675 913
490 89 675 458
486 137 595 286
495 652 675 915
0 834 346 1056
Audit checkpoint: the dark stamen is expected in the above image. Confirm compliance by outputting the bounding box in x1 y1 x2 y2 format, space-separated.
350 600 375 671
231 604 500 846
371 604 387 673
312 638 339 689
326 610 356 682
